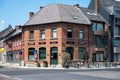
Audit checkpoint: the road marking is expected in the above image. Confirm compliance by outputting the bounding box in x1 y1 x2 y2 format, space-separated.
0 74 23 80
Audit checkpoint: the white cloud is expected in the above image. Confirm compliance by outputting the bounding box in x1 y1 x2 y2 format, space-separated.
0 20 5 31
115 0 120 1
1 20 5 24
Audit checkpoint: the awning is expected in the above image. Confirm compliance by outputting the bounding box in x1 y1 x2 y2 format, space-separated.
0 48 5 53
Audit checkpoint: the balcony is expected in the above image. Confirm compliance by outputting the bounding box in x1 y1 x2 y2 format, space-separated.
95 48 105 52
115 22 120 26
114 35 120 39
114 47 120 53
93 31 107 35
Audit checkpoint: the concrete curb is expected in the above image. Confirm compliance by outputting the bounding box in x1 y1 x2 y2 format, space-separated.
0 64 120 70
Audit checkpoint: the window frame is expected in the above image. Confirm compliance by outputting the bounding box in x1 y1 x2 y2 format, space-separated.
29 31 34 40
92 22 104 31
52 28 57 39
39 47 46 60
79 30 84 39
40 29 45 39
67 28 72 38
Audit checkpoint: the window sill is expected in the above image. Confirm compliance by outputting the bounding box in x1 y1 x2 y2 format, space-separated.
28 60 35 62
50 38 58 40
39 38 46 40
38 60 47 62
29 39 35 41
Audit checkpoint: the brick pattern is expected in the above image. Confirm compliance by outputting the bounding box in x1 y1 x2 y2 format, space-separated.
23 22 110 65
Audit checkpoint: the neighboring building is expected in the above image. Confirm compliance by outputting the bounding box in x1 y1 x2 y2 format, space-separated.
0 25 13 63
88 0 120 62
22 4 110 66
3 26 22 63
81 7 110 62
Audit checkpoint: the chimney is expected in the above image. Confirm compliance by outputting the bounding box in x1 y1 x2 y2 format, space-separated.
95 0 99 13
29 12 34 19
74 4 80 8
15 25 21 30
40 6 43 10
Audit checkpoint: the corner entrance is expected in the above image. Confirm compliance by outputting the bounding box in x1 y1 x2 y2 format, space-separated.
51 47 58 65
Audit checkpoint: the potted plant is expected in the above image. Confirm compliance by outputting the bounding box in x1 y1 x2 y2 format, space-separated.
62 52 71 68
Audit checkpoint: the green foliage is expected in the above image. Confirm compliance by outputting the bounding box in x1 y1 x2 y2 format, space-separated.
62 52 70 61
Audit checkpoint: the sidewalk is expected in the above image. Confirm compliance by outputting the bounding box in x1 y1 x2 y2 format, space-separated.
0 63 64 69
0 63 120 70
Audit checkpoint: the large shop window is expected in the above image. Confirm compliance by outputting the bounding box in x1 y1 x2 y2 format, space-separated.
92 23 104 31
93 52 104 62
66 47 74 60
40 29 45 39
79 30 84 39
78 47 86 60
95 35 107 48
29 31 34 39
39 47 46 60
52 28 57 38
67 28 72 38
28 48 35 61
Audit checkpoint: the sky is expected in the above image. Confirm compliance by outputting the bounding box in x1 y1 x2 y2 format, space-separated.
0 0 91 31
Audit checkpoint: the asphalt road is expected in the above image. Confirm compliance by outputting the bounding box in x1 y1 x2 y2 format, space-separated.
0 67 120 80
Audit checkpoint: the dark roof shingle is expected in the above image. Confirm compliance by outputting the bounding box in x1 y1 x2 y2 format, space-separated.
24 4 91 26
0 25 13 39
80 7 105 22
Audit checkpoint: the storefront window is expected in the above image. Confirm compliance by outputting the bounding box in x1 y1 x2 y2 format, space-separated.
39 47 46 60
93 52 104 62
78 47 85 60
28 48 35 60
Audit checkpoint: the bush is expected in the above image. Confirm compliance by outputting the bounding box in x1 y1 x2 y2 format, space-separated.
61 52 71 68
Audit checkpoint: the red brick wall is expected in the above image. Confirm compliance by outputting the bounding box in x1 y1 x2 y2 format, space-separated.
23 22 110 65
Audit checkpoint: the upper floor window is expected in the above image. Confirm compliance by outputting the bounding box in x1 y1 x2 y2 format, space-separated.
115 18 120 25
79 30 84 39
95 35 107 48
40 30 45 39
29 31 34 39
92 23 104 31
67 28 72 38
116 10 120 15
52 28 57 38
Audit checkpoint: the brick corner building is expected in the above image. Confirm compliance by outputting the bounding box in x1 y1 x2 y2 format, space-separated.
22 4 110 66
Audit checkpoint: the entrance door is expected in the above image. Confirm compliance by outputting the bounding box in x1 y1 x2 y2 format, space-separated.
51 47 58 65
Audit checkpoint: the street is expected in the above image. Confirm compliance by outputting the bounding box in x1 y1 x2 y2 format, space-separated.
0 67 120 80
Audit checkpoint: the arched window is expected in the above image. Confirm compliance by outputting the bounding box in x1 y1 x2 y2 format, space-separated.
39 47 46 60
28 48 35 60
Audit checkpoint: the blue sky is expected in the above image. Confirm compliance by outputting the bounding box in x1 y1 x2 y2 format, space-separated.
0 0 91 31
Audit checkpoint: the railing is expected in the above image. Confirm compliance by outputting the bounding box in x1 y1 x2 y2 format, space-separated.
65 60 120 68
